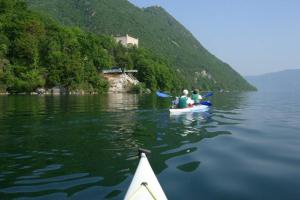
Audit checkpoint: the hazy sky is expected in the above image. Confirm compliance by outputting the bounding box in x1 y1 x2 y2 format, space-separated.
128 0 300 76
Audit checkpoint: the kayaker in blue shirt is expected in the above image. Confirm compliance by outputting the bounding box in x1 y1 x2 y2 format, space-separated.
191 89 203 105
178 89 194 108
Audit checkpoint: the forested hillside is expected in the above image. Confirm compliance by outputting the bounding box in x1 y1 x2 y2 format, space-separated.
0 0 183 93
27 0 256 91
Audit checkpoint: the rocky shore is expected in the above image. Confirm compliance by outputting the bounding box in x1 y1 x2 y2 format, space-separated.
0 73 145 95
103 73 140 93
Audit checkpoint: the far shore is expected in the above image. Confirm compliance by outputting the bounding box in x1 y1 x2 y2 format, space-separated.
0 91 144 96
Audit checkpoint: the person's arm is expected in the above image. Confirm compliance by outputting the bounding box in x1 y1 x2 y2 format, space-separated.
198 95 203 100
187 97 194 105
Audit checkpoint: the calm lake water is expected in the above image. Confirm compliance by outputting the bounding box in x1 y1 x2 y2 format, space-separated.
0 91 300 200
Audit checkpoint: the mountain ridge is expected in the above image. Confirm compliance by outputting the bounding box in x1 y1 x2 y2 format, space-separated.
246 68 300 92
27 0 255 91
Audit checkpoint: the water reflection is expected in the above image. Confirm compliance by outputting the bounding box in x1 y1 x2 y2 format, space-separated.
0 93 245 199
170 111 212 126
104 93 139 111
211 92 250 111
177 161 201 172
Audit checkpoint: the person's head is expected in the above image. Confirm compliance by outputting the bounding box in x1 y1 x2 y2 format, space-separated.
183 89 188 95
193 89 199 94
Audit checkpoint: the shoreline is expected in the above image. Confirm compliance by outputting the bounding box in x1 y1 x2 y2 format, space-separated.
0 90 145 96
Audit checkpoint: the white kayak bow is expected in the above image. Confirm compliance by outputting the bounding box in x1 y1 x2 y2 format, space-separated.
124 149 167 200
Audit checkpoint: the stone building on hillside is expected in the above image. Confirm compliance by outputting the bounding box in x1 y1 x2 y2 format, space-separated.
114 34 139 47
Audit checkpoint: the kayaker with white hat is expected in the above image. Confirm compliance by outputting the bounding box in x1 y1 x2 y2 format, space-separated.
178 89 194 108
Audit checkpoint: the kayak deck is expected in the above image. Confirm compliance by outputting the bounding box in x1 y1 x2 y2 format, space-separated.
124 152 167 200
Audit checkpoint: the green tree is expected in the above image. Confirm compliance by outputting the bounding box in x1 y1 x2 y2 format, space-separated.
4 64 45 93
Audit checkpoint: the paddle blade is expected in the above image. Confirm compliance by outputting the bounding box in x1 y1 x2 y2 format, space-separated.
156 91 172 98
203 92 213 98
201 101 212 106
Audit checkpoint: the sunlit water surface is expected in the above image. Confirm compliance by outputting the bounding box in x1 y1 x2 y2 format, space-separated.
0 91 300 199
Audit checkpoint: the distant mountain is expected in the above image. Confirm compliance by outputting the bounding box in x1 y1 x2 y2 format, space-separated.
26 0 255 91
246 69 300 92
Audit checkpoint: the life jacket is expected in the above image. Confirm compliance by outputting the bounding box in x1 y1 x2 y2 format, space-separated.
191 93 200 104
178 96 188 108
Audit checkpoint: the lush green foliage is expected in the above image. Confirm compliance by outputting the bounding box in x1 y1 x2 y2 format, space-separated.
129 47 184 91
27 0 256 91
0 0 182 93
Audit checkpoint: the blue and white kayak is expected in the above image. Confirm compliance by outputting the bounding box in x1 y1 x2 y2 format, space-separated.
124 149 167 200
169 104 209 114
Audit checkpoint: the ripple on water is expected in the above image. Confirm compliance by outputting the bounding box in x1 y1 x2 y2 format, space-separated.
0 150 104 198
176 161 201 172
1 176 103 193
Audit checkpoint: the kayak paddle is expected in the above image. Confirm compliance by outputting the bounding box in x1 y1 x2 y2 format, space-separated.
156 91 212 106
202 92 213 98
156 91 172 98
156 91 213 98
200 101 212 106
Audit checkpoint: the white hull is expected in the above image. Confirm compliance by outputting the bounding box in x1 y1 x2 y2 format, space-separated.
169 104 209 114
124 153 167 200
